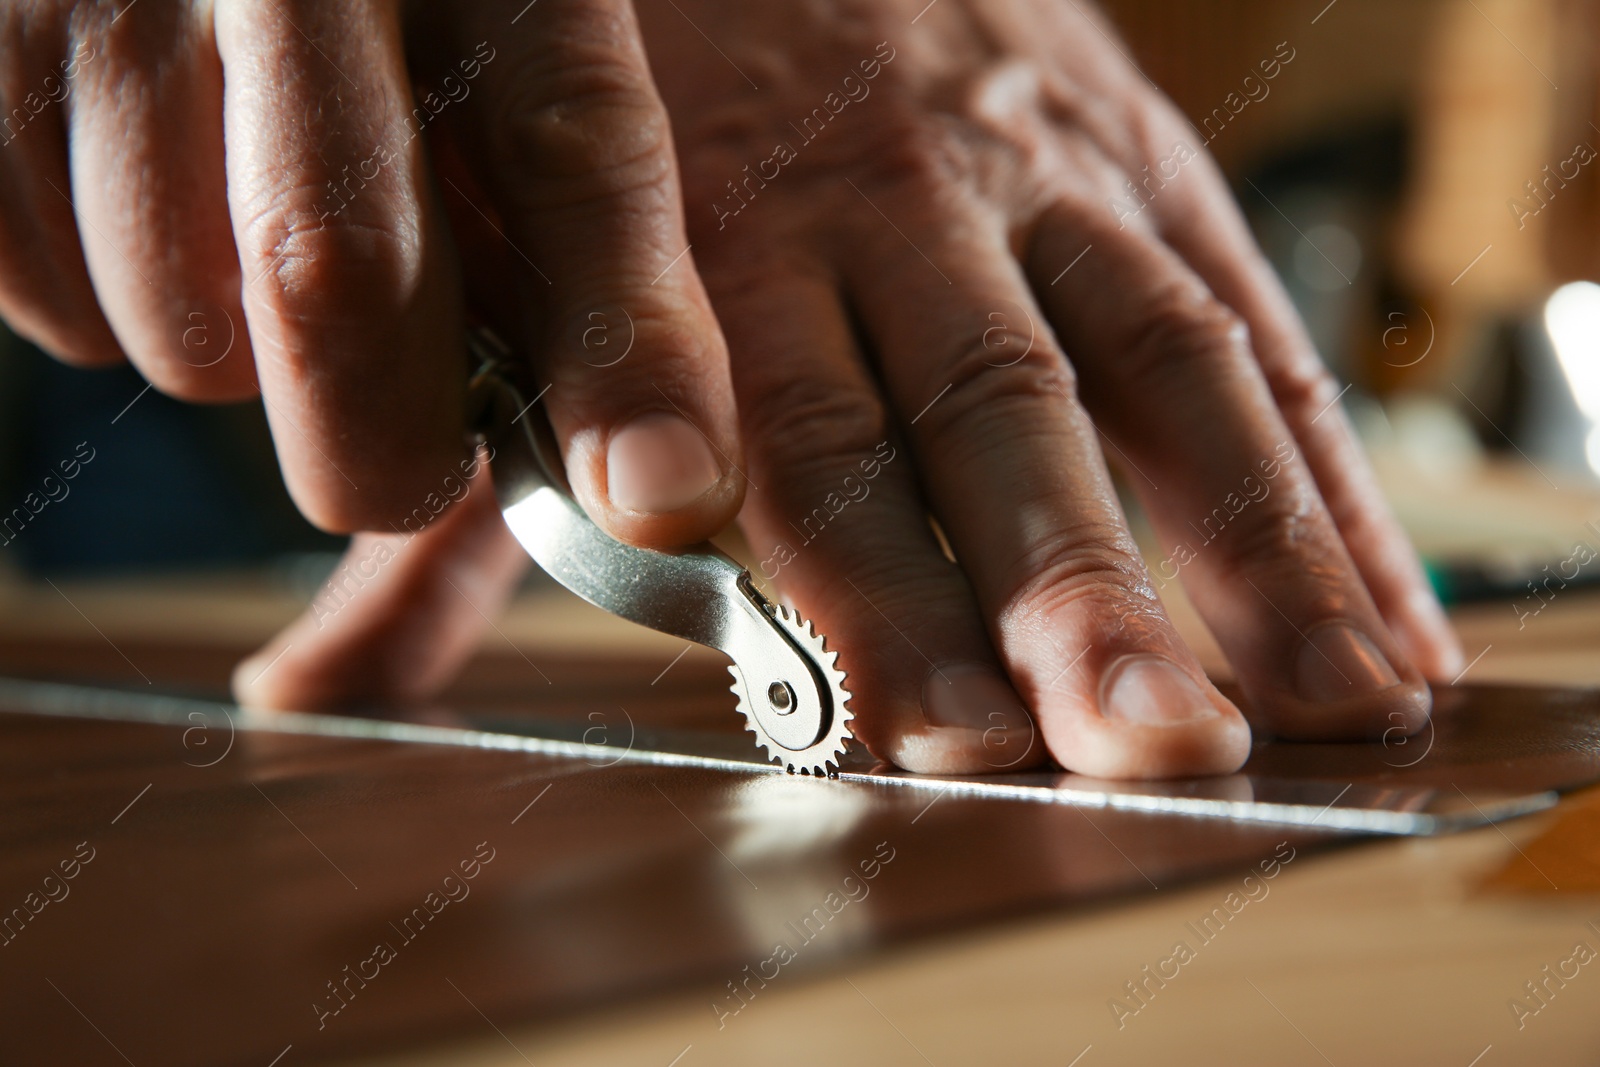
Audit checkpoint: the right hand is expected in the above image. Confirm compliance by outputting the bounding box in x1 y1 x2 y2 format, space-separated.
226 0 1460 782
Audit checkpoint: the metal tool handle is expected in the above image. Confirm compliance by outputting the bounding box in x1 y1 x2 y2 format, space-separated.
466 328 852 771
479 371 766 641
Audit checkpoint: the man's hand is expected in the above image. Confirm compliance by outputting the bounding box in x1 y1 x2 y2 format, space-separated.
636 0 1461 776
15 0 1459 778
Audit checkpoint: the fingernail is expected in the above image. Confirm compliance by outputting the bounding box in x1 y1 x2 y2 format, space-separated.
923 662 1025 731
1100 655 1221 727
1295 622 1400 702
606 412 721 513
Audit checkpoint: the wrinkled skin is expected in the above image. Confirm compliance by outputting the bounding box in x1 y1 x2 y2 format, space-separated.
0 0 1461 778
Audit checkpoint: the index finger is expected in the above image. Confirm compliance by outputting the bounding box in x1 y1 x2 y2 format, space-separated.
218 0 468 533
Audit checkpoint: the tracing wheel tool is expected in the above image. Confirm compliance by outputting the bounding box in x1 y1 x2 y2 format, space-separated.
467 328 853 775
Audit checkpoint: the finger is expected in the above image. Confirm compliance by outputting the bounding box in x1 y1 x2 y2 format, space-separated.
233 456 528 711
1149 140 1462 679
0 35 123 366
217 0 467 532
438 0 743 549
66 4 257 400
840 199 1250 779
705 259 1042 774
1029 202 1431 740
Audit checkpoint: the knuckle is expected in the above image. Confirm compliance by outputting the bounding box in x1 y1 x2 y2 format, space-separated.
1127 96 1194 169
1122 285 1250 383
744 373 891 477
994 522 1160 633
488 50 673 206
1210 500 1348 611
1213 498 1306 566
915 329 1078 442
849 114 972 200
1270 359 1343 428
828 559 962 634
239 181 416 333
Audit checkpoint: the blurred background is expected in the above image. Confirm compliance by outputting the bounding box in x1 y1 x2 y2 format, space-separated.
3 0 1599 686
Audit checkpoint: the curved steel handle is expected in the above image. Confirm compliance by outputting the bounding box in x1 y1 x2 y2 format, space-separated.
467 329 846 761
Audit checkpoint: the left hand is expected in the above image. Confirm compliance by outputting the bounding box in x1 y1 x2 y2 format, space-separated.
240 0 1462 779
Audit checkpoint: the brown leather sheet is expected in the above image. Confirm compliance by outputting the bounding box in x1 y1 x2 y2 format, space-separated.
0 703 1334 1067
2 637 1598 1065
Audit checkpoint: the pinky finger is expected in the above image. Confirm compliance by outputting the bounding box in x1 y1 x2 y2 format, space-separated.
1150 142 1462 679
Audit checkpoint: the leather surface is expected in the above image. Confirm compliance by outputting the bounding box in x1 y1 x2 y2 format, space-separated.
0 706 1334 1067
2 639 1598 1065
